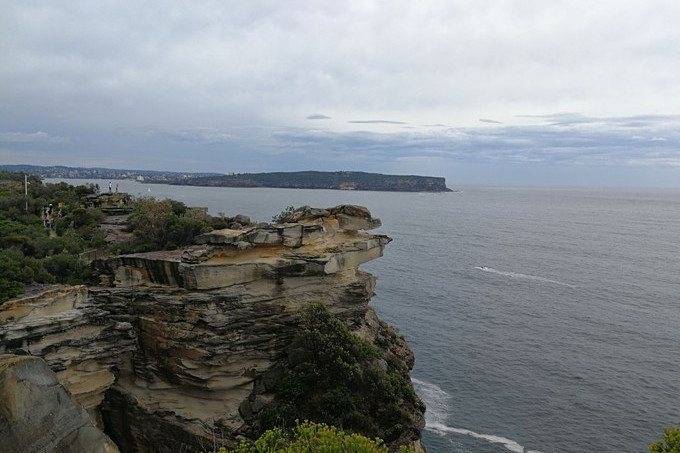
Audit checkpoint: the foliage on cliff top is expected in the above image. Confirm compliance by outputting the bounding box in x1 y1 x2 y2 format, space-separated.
0 172 102 302
650 424 680 453
123 197 213 251
209 421 416 453
0 172 255 301
260 302 424 448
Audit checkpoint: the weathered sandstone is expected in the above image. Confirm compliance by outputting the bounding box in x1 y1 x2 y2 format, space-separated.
0 354 120 453
0 205 424 453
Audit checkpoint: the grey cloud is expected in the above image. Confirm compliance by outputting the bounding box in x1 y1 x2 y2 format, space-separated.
348 120 408 125
3 2 680 186
516 112 595 126
132 127 233 145
272 114 680 167
0 131 69 143
166 128 232 145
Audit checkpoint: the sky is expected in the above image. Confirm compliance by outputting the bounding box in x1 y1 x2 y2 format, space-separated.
2 1 680 187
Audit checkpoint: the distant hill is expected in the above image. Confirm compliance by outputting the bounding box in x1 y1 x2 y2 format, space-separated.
1 165 451 192
173 171 452 192
0 165 221 181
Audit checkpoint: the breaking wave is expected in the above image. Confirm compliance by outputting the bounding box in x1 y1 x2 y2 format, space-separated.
413 378 547 453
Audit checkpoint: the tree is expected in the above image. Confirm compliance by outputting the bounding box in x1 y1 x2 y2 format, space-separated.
650 424 680 453
127 197 176 247
126 197 211 249
0 172 104 301
262 302 422 446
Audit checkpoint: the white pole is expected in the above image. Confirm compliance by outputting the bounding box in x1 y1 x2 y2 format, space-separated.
25 174 28 212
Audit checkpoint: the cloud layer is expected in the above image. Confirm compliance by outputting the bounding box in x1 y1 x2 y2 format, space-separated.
1 1 679 186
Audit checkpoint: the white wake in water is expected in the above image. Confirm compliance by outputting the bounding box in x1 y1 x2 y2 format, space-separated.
474 266 575 288
413 378 547 453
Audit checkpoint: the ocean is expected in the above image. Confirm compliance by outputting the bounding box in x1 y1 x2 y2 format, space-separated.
49 180 680 453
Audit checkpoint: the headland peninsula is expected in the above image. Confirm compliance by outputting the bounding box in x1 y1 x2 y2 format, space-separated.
1 165 452 193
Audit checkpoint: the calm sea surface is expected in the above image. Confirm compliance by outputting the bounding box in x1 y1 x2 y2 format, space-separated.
50 180 680 453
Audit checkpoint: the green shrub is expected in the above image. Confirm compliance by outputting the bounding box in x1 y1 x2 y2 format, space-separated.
126 197 212 249
651 424 680 453
209 421 414 453
262 302 420 444
0 249 55 302
0 172 108 298
42 252 88 284
0 278 25 302
272 205 296 223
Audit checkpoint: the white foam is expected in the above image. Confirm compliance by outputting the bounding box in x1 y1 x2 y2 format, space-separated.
414 378 549 453
474 266 575 288
427 422 527 453
412 378 451 426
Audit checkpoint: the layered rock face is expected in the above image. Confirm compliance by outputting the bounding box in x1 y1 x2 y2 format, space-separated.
0 205 424 453
0 354 120 453
0 285 137 427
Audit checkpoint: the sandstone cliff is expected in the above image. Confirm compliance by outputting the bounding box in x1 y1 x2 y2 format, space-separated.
0 205 424 453
0 354 120 453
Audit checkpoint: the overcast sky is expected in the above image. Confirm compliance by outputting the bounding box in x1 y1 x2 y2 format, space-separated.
2 1 680 186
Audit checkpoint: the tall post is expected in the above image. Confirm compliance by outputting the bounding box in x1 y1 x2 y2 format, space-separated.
24 174 28 213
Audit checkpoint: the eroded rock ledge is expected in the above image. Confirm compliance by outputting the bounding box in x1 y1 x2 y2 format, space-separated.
0 205 424 453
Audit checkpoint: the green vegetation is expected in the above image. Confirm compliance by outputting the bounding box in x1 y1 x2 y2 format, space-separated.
0 172 102 301
1 171 424 449
260 302 423 446
123 197 213 251
210 421 416 453
0 171 232 301
650 424 680 453
272 205 296 223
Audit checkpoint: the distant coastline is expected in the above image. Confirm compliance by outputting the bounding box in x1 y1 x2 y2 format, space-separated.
172 171 452 192
2 165 452 193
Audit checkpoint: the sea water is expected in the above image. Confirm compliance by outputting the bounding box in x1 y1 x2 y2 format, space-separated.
49 180 680 453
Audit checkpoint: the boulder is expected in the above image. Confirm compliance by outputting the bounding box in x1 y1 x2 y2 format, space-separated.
0 355 119 453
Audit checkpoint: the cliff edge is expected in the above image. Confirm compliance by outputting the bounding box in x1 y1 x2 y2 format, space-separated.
0 205 425 452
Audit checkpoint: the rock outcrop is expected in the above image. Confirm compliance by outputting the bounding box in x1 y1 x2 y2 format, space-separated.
0 285 137 428
0 354 120 453
0 205 424 453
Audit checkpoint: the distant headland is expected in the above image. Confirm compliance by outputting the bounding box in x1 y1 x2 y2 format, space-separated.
1 165 452 192
173 171 452 192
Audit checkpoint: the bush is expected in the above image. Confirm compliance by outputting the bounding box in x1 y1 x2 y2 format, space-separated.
0 172 107 299
262 302 420 444
272 205 296 223
127 197 212 249
0 278 25 302
651 424 680 453
209 421 414 453
0 249 55 302
42 252 87 284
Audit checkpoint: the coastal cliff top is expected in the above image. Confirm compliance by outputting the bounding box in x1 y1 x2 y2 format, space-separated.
96 204 392 289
